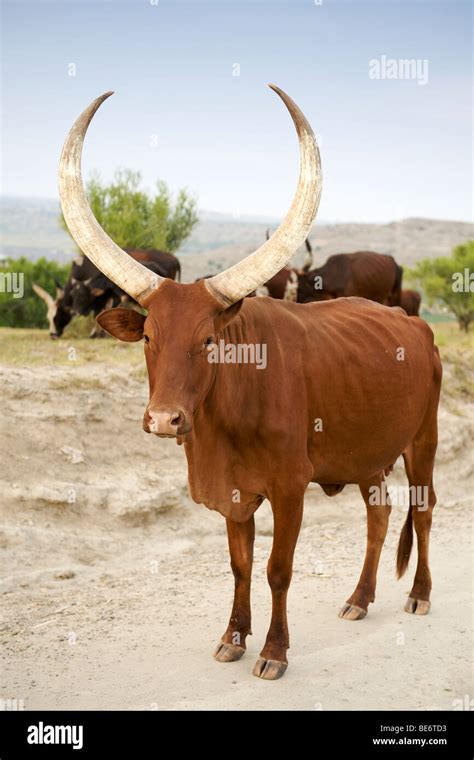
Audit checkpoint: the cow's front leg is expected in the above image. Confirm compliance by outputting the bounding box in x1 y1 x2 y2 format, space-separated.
253 494 304 680
214 515 254 663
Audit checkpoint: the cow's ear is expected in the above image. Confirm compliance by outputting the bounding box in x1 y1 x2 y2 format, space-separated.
96 308 145 342
214 300 243 334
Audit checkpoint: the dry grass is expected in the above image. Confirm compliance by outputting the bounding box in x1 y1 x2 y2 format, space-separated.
431 322 474 401
0 327 144 369
431 320 473 352
47 375 109 391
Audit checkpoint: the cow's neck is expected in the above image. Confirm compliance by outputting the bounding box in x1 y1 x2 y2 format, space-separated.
182 305 292 517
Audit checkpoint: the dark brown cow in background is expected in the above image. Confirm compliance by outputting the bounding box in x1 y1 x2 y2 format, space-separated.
256 232 403 307
124 248 180 281
59 86 441 681
400 289 422 316
297 250 403 305
34 248 180 337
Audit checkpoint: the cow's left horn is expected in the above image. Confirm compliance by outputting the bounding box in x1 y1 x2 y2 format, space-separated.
58 92 162 304
205 85 322 306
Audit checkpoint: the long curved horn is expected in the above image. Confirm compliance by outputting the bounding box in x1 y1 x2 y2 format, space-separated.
205 85 322 306
58 93 161 304
32 282 54 306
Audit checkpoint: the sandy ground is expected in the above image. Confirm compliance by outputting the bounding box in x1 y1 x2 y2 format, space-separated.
0 338 473 711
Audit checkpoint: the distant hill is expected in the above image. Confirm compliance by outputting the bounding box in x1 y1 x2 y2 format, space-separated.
1 196 472 282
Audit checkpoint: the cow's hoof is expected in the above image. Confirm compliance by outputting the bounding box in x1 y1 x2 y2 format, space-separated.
339 603 367 621
404 597 430 615
252 657 287 680
213 640 245 662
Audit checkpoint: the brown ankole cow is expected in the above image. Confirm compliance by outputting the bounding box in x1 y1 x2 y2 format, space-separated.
257 230 403 307
400 289 422 316
296 250 403 305
59 86 441 680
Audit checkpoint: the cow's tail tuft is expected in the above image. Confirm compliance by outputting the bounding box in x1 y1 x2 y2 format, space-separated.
396 504 413 578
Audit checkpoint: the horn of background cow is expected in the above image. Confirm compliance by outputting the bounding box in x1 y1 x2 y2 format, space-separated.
32 283 54 306
58 92 163 305
302 237 313 272
205 84 322 306
53 278 64 298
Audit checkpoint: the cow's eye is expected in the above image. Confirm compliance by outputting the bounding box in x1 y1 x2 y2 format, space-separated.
204 336 214 347
144 335 150 344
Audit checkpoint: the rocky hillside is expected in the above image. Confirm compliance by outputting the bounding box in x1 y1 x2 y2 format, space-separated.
1 197 472 281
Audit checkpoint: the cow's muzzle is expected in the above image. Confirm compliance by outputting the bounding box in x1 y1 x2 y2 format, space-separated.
143 409 191 438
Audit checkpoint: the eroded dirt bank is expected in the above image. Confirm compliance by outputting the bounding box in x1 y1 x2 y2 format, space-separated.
1 335 472 710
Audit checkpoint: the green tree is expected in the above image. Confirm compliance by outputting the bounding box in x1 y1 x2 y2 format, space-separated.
410 241 474 332
61 169 198 252
0 257 70 328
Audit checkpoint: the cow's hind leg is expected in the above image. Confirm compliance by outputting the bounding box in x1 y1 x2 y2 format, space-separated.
398 462 437 616
253 494 304 680
339 473 391 620
399 469 435 616
398 353 441 615
214 516 254 663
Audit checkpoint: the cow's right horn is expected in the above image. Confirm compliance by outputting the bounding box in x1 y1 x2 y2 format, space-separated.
58 92 162 304
205 85 322 306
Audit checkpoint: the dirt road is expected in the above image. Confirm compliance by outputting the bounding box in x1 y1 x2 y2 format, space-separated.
1 330 472 710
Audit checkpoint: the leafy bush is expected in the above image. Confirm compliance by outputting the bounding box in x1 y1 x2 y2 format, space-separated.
61 169 198 253
409 242 474 332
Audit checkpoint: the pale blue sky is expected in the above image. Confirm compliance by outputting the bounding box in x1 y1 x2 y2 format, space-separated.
1 0 472 221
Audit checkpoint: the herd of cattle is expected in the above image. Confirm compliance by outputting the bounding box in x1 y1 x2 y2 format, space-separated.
34 233 421 338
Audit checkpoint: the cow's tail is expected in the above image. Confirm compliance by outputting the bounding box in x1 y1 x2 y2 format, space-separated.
392 263 403 306
175 260 181 282
396 503 413 578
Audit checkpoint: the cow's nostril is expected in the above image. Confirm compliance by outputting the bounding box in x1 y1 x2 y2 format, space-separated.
146 409 189 437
